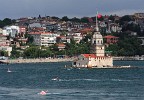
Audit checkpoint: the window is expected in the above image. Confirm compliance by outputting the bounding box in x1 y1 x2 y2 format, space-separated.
73 62 76 65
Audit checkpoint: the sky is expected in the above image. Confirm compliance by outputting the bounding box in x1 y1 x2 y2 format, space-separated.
0 0 144 19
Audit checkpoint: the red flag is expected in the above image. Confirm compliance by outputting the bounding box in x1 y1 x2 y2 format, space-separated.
97 14 102 18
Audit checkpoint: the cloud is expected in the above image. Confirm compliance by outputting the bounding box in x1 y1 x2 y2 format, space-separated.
102 9 144 16
0 0 144 19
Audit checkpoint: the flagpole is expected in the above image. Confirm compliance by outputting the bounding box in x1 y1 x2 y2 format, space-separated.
96 11 99 32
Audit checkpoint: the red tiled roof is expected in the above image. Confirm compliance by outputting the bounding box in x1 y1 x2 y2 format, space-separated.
82 54 107 58
82 54 96 58
57 36 66 38
28 32 52 35
104 35 119 39
56 43 66 47
80 28 93 32
19 26 26 28
0 44 9 46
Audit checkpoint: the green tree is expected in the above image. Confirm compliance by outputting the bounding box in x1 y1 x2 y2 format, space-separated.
122 22 141 34
0 51 8 56
105 44 119 56
51 16 60 20
108 15 115 22
81 17 89 23
3 18 12 25
0 20 6 28
70 17 81 22
27 35 34 44
61 16 69 21
120 15 134 25
23 46 40 58
11 50 21 58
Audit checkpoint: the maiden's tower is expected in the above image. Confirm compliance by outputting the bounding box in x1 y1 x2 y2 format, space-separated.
73 13 113 68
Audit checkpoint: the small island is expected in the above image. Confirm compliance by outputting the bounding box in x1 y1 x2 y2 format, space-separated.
72 14 131 68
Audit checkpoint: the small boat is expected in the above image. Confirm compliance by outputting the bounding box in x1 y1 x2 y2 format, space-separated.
7 68 12 73
52 77 59 81
0 56 9 64
39 90 48 95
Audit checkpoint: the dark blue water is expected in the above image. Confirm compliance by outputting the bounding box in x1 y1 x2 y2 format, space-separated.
0 61 144 100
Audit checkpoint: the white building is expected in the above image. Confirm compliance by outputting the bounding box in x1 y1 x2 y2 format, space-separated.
3 25 20 37
72 33 83 43
29 32 59 47
0 34 12 56
0 28 3 34
0 46 12 56
73 30 113 68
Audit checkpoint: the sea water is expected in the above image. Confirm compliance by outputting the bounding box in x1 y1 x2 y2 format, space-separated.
0 61 144 100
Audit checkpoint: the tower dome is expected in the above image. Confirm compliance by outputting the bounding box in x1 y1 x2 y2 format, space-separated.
91 31 103 45
93 32 103 39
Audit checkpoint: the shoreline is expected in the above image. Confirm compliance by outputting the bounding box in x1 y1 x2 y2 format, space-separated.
8 58 73 64
1 56 144 64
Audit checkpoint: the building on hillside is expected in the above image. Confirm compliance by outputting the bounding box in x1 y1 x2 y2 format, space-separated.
0 28 3 34
56 43 66 51
99 21 107 33
2 25 20 37
56 36 70 43
72 33 83 43
134 13 144 19
0 34 12 56
134 13 144 31
29 32 59 47
79 28 93 35
46 24 58 32
0 34 10 46
29 23 42 28
19 26 26 34
104 35 119 44
110 23 121 33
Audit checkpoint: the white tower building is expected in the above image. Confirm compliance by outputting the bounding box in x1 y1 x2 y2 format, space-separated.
73 13 113 68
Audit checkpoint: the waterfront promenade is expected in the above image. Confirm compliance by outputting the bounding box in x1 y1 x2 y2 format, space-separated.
8 58 73 64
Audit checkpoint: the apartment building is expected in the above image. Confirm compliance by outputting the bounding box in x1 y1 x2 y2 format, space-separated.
29 32 60 47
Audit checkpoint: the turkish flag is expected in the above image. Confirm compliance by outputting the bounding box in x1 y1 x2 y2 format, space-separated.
97 14 102 18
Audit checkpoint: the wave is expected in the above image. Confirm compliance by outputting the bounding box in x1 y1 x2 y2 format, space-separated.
0 86 63 99
111 79 132 82
52 78 100 82
51 78 133 82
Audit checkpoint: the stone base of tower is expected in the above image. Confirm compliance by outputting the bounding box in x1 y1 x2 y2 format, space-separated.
72 54 113 68
88 56 113 68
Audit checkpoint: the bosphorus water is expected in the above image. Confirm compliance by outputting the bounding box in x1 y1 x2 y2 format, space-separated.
0 61 144 100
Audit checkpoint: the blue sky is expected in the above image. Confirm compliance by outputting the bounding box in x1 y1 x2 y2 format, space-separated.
0 0 143 19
